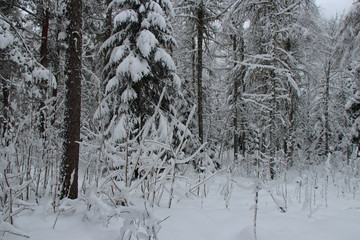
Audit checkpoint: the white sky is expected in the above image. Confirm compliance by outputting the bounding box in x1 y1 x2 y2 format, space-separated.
316 0 355 17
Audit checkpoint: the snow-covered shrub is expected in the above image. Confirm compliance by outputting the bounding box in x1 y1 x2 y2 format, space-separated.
119 205 161 240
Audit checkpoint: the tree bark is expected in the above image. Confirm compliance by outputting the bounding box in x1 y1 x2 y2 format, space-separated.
0 54 14 144
197 0 204 144
324 60 331 158
60 0 82 200
1 70 10 141
232 33 245 162
40 9 50 68
269 71 276 180
39 7 50 137
192 37 196 89
103 0 112 42
232 35 239 162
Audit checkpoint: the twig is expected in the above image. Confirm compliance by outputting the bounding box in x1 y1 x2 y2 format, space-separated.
189 170 225 192
52 208 65 229
157 216 170 224
53 205 76 229
0 230 30 238
267 190 286 213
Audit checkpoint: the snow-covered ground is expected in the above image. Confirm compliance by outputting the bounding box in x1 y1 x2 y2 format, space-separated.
5 174 360 240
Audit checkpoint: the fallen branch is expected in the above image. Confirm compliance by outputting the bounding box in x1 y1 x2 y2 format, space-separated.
189 169 225 193
0 230 30 238
0 222 30 239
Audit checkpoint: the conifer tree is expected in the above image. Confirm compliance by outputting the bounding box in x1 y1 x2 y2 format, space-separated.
98 0 180 140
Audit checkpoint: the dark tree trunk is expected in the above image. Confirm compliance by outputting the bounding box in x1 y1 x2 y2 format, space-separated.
286 99 295 167
192 37 196 88
0 54 14 144
284 38 295 167
39 8 50 137
103 0 112 42
269 71 276 180
1 68 10 141
51 10 65 126
1 78 9 126
40 9 50 68
197 1 204 144
60 0 82 200
100 0 113 93
232 35 239 162
324 60 331 158
232 33 245 162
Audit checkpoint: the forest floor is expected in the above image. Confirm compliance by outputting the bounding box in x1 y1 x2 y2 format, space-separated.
4 172 360 240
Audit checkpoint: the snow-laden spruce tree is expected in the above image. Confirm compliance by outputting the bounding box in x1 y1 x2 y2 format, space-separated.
93 0 181 192
98 0 180 138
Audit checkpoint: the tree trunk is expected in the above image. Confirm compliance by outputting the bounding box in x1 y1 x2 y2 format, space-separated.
192 37 196 89
269 71 276 180
40 9 50 68
39 7 50 137
102 0 113 43
0 54 14 144
286 100 295 167
324 60 331 158
232 35 239 162
1 70 10 141
60 0 82 200
232 33 245 162
197 0 204 144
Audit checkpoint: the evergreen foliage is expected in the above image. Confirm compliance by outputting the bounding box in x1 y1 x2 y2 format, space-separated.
98 0 180 138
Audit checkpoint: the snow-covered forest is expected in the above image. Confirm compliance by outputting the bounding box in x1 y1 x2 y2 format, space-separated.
1 0 360 239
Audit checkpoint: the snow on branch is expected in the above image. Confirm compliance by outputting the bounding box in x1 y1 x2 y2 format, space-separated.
117 53 151 82
137 30 159 57
154 48 176 70
284 72 300 96
114 9 138 26
146 12 167 31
